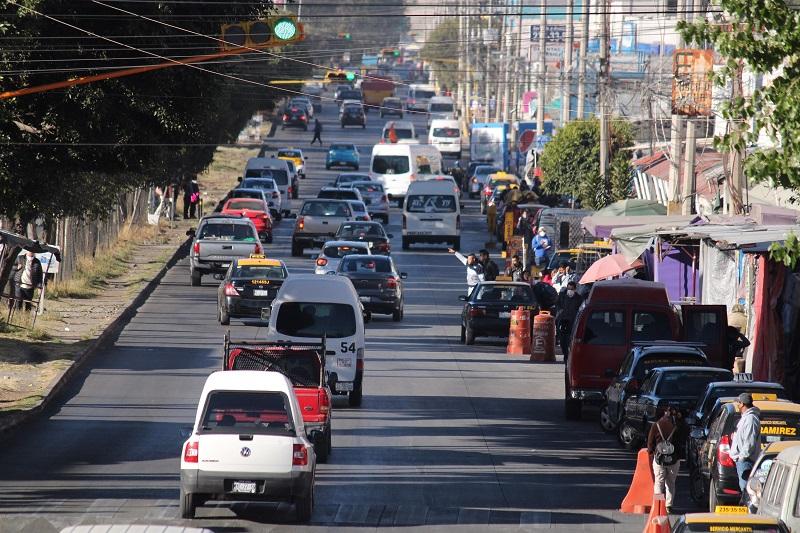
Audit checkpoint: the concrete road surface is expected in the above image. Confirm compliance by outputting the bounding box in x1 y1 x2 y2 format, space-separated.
0 99 654 532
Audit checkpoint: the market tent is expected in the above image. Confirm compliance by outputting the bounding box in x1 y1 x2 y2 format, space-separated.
594 199 667 217
582 214 695 239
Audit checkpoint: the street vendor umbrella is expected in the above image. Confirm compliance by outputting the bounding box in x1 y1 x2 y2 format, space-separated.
594 199 666 217
578 253 643 284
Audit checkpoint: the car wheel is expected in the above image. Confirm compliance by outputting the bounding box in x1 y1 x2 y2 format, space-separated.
364 311 372 323
564 398 582 420
465 323 475 345
689 467 707 506
392 306 402 322
295 485 314 523
708 476 719 511
618 420 642 450
291 241 303 257
190 271 201 287
314 431 329 463
460 325 466 343
402 237 410 250
348 383 363 407
275 211 283 222
219 306 230 326
179 488 197 519
599 403 618 433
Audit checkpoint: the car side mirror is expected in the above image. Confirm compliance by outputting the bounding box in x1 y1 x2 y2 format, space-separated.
458 295 468 301
387 233 394 238
213 273 225 281
186 228 196 237
400 272 408 279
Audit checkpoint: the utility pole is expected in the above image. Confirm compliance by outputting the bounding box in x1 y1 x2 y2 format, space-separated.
598 0 610 182
458 1 467 132
465 10 473 125
669 0 687 210
576 0 589 119
484 9 494 121
494 14 506 122
561 0 574 125
501 20 512 123
536 0 547 135
681 119 697 214
727 64 746 214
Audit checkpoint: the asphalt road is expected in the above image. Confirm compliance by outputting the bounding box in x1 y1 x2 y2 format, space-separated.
0 100 650 532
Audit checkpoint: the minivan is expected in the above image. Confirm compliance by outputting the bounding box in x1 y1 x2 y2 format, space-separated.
402 179 460 250
428 119 461 157
427 96 456 128
564 278 728 420
370 143 442 205
407 84 436 112
244 157 292 216
266 274 366 406
757 435 800 529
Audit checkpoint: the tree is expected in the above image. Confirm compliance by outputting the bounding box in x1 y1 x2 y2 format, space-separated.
421 19 459 91
539 118 634 210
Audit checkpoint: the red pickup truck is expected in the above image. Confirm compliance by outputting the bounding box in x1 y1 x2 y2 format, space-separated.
223 335 333 462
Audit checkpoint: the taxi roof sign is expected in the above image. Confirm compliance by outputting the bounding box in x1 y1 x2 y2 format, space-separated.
714 505 749 514
250 254 267 259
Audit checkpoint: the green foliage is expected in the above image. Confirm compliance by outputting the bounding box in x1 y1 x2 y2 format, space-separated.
678 1 800 194
770 233 800 269
421 19 459 91
540 118 634 210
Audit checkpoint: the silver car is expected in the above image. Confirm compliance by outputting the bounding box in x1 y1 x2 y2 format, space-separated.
314 240 371 275
346 181 389 224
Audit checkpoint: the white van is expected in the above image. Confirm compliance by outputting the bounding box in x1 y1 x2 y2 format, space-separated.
428 119 462 157
402 179 461 250
426 96 456 128
758 444 800 529
380 120 418 145
370 144 442 204
266 274 366 406
407 84 436 112
244 157 291 215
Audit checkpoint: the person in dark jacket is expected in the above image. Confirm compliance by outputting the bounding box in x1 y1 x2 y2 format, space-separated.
479 249 499 281
183 178 200 219
647 406 688 513
14 251 43 310
311 118 323 145
505 254 526 282
555 281 583 358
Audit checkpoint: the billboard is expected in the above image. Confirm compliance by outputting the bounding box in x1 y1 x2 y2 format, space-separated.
671 49 714 116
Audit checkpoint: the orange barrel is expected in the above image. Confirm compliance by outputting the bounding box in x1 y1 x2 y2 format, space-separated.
530 310 556 362
507 306 531 355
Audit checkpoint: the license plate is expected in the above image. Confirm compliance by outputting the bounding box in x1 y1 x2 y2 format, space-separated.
407 231 432 235
253 289 270 296
499 312 511 318
221 263 230 268
335 382 354 392
232 481 257 494
359 296 370 302
336 357 353 368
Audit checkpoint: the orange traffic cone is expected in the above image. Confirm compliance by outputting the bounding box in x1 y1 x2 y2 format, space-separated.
642 494 670 533
506 306 531 355
620 448 655 514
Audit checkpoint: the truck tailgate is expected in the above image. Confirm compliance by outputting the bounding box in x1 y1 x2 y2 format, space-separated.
303 216 350 235
198 240 258 261
294 386 330 425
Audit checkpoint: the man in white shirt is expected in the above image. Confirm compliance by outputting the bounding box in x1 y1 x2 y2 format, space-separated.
448 249 484 294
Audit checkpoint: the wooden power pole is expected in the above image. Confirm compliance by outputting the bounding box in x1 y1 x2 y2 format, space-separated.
561 0 574 125
598 0 610 182
576 0 590 119
536 0 547 135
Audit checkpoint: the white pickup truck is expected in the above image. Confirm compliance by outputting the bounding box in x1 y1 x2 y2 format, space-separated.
187 214 263 286
291 199 354 257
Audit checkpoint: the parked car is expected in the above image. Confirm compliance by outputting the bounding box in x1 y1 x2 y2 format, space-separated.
332 173 371 188
468 165 501 199
291 199 354 257
336 254 407 321
282 105 309 130
220 198 273 243
313 240 371 275
340 102 366 128
334 221 392 255
347 200 370 221
744 441 800 512
179 370 316 520
187 214 263 286
691 379 789 429
346 181 390 224
671 513 788 533
600 342 709 434
216 255 287 324
459 282 537 345
617 366 733 450
326 144 360 170
380 97 404 118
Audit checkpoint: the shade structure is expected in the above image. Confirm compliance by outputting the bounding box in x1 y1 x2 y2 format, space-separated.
578 253 643 285
594 199 667 217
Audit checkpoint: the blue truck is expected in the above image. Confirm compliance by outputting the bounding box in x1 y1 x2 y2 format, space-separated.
469 122 509 171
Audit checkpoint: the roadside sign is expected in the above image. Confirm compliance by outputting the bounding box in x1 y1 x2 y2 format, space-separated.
671 49 714 116
530 25 566 43
519 130 536 153
503 211 515 244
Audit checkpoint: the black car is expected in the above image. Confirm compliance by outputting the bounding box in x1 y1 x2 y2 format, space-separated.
282 105 309 130
217 257 288 325
601 342 709 434
380 97 404 118
618 366 733 450
336 254 406 321
459 282 536 345
334 221 393 255
690 379 788 428
341 104 366 128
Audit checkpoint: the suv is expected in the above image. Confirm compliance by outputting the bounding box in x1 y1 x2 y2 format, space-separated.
380 97 404 118
341 103 366 128
282 105 309 130
291 199 354 257
187 214 263 286
179 370 316 520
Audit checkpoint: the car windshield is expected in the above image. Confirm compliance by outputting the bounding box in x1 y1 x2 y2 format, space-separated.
225 199 264 211
701 386 783 414
318 190 358 200
198 223 256 241
199 391 292 435
372 155 410 174
240 178 275 190
340 257 392 273
383 128 413 139
384 100 401 107
430 103 454 112
276 302 357 337
232 264 286 279
278 150 301 158
634 354 706 381
474 285 534 303
337 223 385 238
433 127 459 138
323 244 369 258
341 91 362 99
265 169 288 186
353 183 382 194
657 371 732 397
344 105 362 113
300 201 352 217
230 190 263 200
406 194 457 213
330 144 354 152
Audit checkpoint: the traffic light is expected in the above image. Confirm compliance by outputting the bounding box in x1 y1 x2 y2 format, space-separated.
337 32 352 40
393 49 400 57
220 15 304 51
345 71 355 81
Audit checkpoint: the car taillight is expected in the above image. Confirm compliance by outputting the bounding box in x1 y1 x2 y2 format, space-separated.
297 216 305 230
283 114 288 120
402 214 407 230
385 278 397 289
272 191 279 199
356 358 364 370
254 243 262 254
224 282 239 297
193 242 200 254
316 258 328 267
469 306 485 317
293 443 309 466
378 242 390 252
319 390 330 414
183 441 199 463
718 435 736 468
301 116 307 121
287 187 293 195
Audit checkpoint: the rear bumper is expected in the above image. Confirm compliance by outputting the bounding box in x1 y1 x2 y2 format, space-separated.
360 295 400 313
466 317 512 336
293 233 335 246
227 297 275 318
181 468 313 501
568 388 605 402
713 468 743 501
192 258 232 274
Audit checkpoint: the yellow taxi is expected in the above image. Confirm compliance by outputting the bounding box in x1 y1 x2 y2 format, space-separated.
277 147 307 178
481 172 519 214
216 254 289 325
673 508 789 532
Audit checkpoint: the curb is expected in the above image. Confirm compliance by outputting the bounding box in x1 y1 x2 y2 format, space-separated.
0 237 191 435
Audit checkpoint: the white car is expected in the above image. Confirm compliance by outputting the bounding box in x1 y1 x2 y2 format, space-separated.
179 370 316 521
347 200 371 222
314 240 371 275
346 181 390 224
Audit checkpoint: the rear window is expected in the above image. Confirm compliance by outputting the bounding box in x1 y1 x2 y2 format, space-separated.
336 175 367 185
341 90 362 100
583 311 626 345
433 127 459 138
278 150 300 158
474 285 534 303
301 201 352 217
318 189 358 200
241 178 275 190
225 199 264 211
631 311 673 342
276 302 357 337
323 244 369 258
634 354 706 381
406 194 457 213
657 371 732 397
337 223 385 239
476 167 501 178
330 144 354 151
341 257 392 273
414 89 435 99
348 202 367 213
198 223 257 241
383 128 414 140
684 310 722 345
230 190 262 200
353 183 382 194
266 169 288 185
232 264 287 279
383 99 401 107
372 155 410 174
199 391 292 435
430 103 454 112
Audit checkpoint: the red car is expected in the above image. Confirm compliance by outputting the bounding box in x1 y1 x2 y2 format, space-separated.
222 198 273 243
